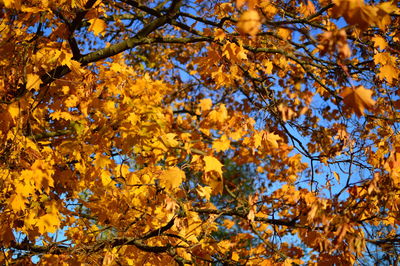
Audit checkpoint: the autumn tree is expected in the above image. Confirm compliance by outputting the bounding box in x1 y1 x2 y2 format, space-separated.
0 0 400 264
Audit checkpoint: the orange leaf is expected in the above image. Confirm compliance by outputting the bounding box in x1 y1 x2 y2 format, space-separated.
340 86 375 116
237 10 261 36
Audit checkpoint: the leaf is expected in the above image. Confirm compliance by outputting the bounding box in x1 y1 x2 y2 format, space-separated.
8 102 19 120
212 134 231 152
377 64 399 84
160 133 180 148
10 194 25 211
159 167 185 190
198 98 213 112
26 73 42 91
37 212 61 234
222 42 247 63
203 156 223 176
197 185 212 200
236 0 246 9
88 18 107 36
264 132 280 149
333 172 340 184
237 10 261 36
232 252 239 261
331 0 377 29
372 36 388 50
340 86 376 116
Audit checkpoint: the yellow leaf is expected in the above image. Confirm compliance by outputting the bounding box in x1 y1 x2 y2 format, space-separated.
160 133 180 148
375 2 399 30
37 212 61 234
10 194 25 211
341 86 375 116
159 167 185 190
263 60 273 74
264 132 280 149
223 219 235 229
237 10 261 36
372 36 388 50
204 156 223 176
88 18 107 36
208 104 228 123
331 0 377 29
197 185 212 200
94 154 112 169
333 172 340 183
198 98 213 112
232 252 239 261
7 102 19 120
26 73 42 91
212 134 231 152
3 0 21 9
214 28 226 41
101 171 113 186
377 64 399 84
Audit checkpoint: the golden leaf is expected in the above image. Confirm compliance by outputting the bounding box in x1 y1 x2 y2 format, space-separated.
371 36 388 50
236 0 246 9
203 156 223 176
377 64 399 84
332 0 376 29
237 10 261 36
198 98 213 112
88 18 107 36
159 167 185 190
37 212 61 234
340 86 375 116
197 185 212 200
10 194 25 211
264 132 280 149
299 0 316 17
160 133 180 148
212 134 231 152
7 102 19 120
26 73 42 91
232 252 239 261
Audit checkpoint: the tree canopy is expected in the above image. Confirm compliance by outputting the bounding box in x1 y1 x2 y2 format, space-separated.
0 0 400 264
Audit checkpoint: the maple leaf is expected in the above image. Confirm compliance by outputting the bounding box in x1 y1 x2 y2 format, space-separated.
26 73 42 91
203 156 223 176
340 86 376 116
264 132 281 149
88 18 107 36
159 167 185 190
197 185 212 200
212 134 231 152
377 64 399 84
372 36 388 50
160 133 180 148
331 0 377 29
198 98 213 111
37 212 61 234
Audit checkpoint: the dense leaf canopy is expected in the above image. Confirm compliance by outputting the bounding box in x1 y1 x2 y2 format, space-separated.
0 0 400 264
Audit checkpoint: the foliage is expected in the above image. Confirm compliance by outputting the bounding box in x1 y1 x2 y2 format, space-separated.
0 0 399 264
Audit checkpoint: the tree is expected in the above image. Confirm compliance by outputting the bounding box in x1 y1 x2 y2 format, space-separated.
0 0 399 264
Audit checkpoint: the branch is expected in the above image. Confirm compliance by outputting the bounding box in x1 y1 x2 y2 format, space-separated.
191 207 298 227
